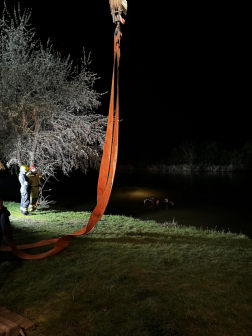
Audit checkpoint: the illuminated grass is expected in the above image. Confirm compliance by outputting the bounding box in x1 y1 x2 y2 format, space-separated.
0 202 252 336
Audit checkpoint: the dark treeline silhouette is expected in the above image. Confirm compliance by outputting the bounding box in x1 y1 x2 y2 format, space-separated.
167 141 252 167
118 141 252 171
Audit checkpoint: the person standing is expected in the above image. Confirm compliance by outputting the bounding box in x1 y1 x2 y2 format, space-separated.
18 165 31 215
27 165 42 212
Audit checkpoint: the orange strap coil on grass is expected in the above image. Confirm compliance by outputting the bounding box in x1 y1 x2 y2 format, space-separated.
0 32 122 260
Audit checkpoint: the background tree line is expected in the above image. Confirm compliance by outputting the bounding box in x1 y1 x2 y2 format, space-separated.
125 141 252 170
165 141 252 168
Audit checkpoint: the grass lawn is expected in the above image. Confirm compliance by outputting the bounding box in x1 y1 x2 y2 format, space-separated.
1 202 252 336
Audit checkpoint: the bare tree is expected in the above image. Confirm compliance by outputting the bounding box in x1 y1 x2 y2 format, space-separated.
0 3 107 185
179 140 197 166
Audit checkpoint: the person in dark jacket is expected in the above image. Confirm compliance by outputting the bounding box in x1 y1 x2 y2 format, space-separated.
0 193 13 249
27 165 42 212
163 198 174 206
18 165 31 215
144 196 155 205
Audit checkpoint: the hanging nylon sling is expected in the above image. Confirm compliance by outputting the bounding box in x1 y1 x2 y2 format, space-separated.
0 8 124 260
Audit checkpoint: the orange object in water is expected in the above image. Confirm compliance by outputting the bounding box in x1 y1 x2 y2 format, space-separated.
0 31 122 260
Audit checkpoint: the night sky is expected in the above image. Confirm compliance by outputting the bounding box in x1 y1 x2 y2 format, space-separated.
1 1 249 163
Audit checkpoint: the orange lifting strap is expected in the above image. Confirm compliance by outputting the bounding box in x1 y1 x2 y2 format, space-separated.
0 25 122 260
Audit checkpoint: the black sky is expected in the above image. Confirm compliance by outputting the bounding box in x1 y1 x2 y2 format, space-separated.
1 1 250 163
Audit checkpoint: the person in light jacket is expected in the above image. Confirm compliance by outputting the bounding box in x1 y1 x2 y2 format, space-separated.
18 165 31 215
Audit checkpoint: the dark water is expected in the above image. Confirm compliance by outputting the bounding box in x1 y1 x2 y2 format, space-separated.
53 170 252 238
1 169 252 238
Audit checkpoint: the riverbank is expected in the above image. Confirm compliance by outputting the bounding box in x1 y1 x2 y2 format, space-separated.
1 202 252 336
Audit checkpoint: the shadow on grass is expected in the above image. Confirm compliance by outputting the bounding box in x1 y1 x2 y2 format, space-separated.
0 254 25 288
